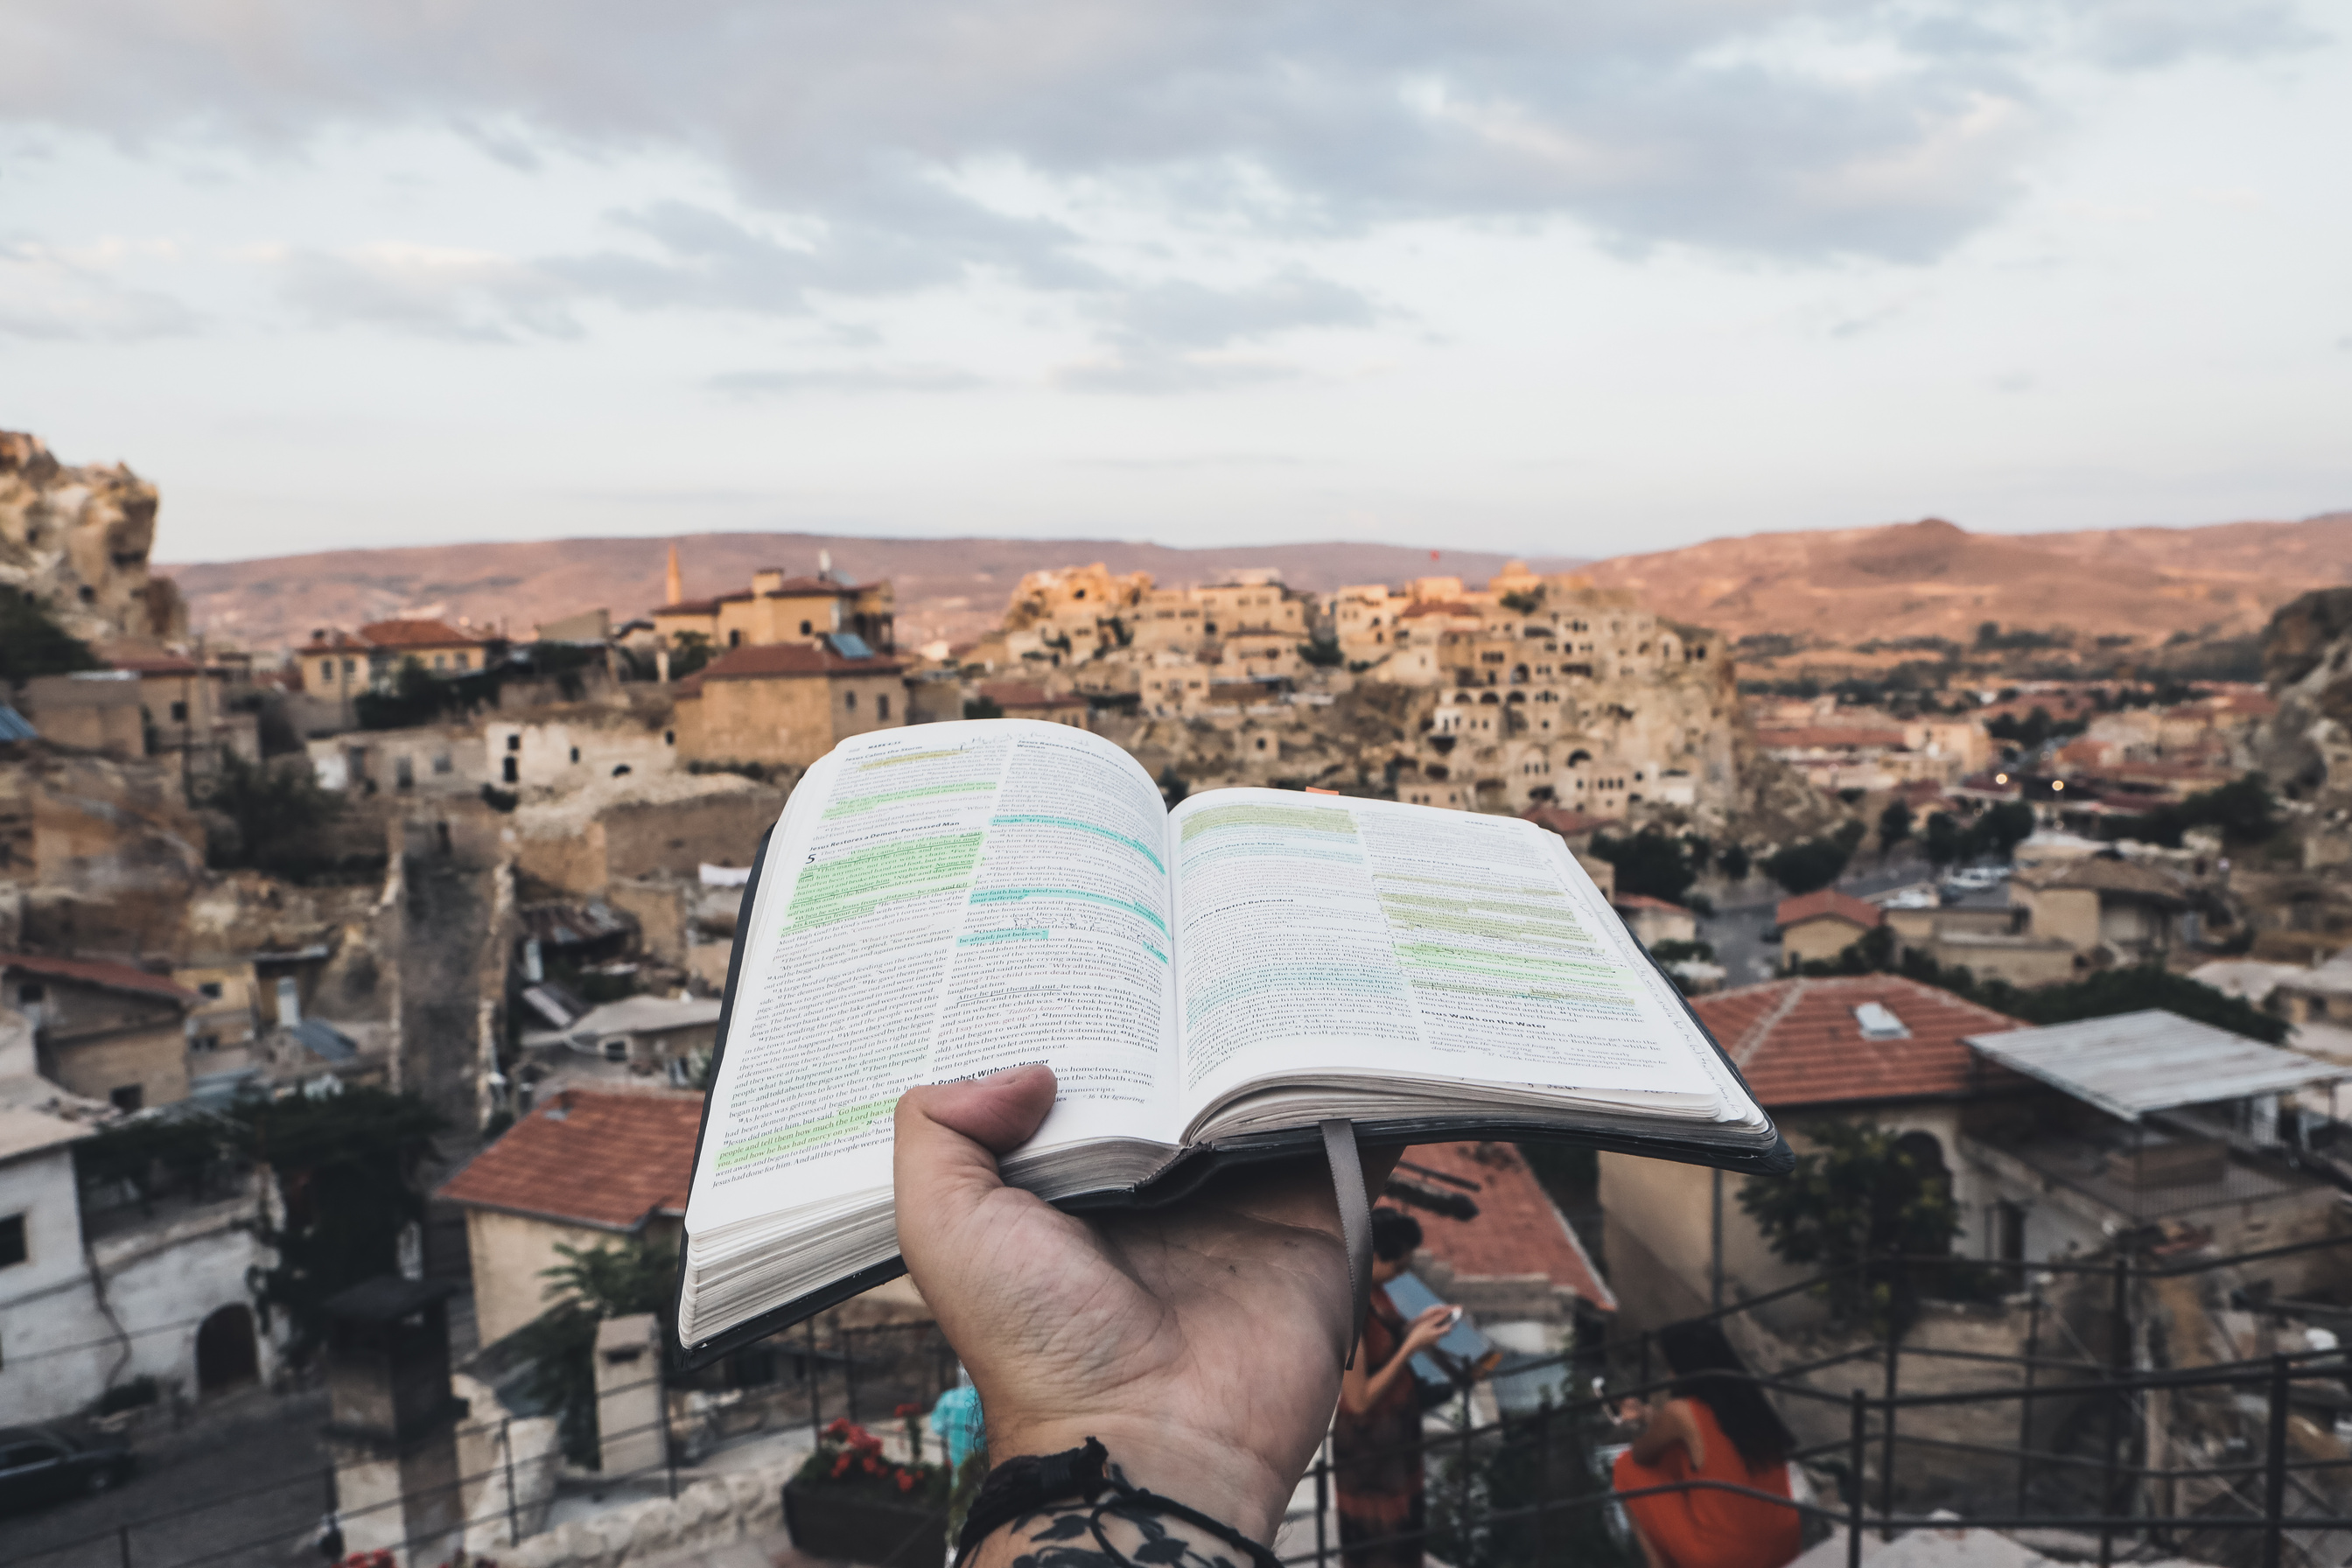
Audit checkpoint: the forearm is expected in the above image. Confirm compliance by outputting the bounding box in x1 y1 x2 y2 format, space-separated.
983 1418 1298 1546
960 1436 1285 1568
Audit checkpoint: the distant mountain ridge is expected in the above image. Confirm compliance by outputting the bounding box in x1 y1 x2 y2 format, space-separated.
160 534 1585 652
159 511 2352 658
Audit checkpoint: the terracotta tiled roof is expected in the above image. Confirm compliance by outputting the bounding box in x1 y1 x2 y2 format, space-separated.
0 952 201 1005
977 681 1086 710
1775 889 1884 931
357 619 485 648
757 577 856 597
305 628 374 650
1522 806 1612 839
654 597 728 617
437 1089 703 1231
1400 1141 1617 1312
1613 893 1690 915
698 643 903 682
1694 976 2026 1110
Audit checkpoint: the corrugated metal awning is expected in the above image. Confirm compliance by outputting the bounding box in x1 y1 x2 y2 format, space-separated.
1963 1008 2347 1121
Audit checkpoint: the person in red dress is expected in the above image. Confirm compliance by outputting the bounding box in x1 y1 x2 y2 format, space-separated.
1331 1208 1459 1568
1613 1319 1802 1568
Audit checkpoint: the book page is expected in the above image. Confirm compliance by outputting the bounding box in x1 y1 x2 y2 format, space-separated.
686 720 1180 1233
1168 788 1743 1133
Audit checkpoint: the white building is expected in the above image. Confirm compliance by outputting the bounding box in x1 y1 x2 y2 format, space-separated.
0 1009 283 1424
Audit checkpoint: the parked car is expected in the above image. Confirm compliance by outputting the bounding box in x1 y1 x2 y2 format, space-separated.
0 1426 133 1514
1880 886 1939 910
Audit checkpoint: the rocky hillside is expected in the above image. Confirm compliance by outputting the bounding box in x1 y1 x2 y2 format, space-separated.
1582 514 2352 674
0 430 185 649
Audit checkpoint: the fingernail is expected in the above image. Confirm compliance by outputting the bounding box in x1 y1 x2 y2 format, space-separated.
982 1064 1038 1084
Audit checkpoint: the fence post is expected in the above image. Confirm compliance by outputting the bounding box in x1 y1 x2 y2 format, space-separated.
1880 1256 1900 1543
504 1417 521 1547
2262 1353 2289 1568
2096 1255 2129 1568
1313 1439 1329 1568
117 1522 132 1568
807 1318 822 1445
2016 1290 2040 1518
845 1324 859 1427
1536 1403 1551 1566
1847 1389 1866 1568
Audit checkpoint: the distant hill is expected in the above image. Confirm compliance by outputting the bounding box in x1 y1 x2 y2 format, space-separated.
160 535 1585 652
1578 514 2352 668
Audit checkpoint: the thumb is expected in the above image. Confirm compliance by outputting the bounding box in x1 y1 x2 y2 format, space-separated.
893 1064 1058 1263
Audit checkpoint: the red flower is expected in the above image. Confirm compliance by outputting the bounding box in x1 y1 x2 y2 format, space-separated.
895 1403 920 1418
898 1472 916 1492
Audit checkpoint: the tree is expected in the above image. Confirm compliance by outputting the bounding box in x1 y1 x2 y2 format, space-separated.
511 1237 680 1464
1923 812 1964 869
227 1088 447 1362
668 631 716 679
1297 638 1344 668
355 655 453 730
1587 828 1700 904
200 749 341 873
1879 800 1914 849
0 588 101 679
962 696 1004 720
1964 801 2035 862
1739 1120 1962 1331
2141 773 2280 849
1718 843 1751 882
1763 837 1850 895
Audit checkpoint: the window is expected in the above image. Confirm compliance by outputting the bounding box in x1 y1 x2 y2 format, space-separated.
199 982 223 1000
454 653 469 669
193 1033 220 1053
432 752 451 774
0 1213 24 1268
501 757 518 785
110 1085 144 1113
664 730 676 746
432 654 446 670
569 746 581 763
507 734 522 752
844 691 857 712
170 701 188 723
800 620 813 635
319 662 333 682
877 695 890 718
728 630 743 648
16 983 41 1004
395 756 414 790
603 1038 628 1062
343 659 356 676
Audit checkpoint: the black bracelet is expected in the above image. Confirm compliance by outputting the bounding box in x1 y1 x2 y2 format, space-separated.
952 1438 1282 1568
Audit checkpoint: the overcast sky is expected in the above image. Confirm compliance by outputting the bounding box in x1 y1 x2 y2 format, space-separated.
4 0 2348 565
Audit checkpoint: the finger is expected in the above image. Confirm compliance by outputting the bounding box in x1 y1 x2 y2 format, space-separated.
893 1065 1059 1264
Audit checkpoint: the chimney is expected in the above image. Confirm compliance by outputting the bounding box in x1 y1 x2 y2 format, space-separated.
665 542 683 607
752 568 784 595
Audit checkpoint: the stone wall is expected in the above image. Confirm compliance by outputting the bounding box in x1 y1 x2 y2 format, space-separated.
0 430 186 647
503 1458 799 1568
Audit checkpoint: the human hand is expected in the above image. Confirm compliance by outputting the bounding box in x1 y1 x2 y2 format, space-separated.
1402 1304 1457 1355
894 1064 1394 1548
1615 1396 1649 1425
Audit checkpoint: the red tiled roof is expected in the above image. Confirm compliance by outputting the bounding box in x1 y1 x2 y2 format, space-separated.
438 1089 703 1231
758 577 856 598
0 952 201 1005
1522 806 1611 839
698 644 904 681
357 619 485 648
654 597 728 617
1775 889 1883 930
305 628 373 650
1614 893 1690 914
1400 1141 1617 1313
977 681 1086 710
1694 976 2026 1110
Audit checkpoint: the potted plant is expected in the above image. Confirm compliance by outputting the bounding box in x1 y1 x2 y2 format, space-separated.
783 1411 951 1568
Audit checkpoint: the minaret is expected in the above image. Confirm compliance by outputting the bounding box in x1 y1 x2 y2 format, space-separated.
665 542 683 606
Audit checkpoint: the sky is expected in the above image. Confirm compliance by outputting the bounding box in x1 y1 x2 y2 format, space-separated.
4 0 2348 566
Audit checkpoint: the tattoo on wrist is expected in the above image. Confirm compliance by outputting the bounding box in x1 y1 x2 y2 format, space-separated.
986 1493 1266 1568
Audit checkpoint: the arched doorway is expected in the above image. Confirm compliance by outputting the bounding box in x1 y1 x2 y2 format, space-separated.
196 1304 259 1394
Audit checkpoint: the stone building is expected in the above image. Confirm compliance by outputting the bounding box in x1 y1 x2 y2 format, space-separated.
670 640 906 772
4 952 200 1110
437 1089 702 1345
652 565 895 658
1774 888 1884 970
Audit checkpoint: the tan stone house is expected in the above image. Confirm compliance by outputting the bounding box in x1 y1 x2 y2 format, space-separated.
1775 888 1884 969
437 1089 703 1345
672 640 906 771
4 953 200 1110
1614 894 1697 950
2007 855 2188 962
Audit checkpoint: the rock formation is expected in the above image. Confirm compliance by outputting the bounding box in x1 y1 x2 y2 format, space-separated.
0 430 186 648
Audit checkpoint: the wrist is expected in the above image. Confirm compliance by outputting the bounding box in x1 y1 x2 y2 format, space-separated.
982 1418 1298 1544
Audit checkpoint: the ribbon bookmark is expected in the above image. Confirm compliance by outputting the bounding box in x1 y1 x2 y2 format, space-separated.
1320 1118 1373 1370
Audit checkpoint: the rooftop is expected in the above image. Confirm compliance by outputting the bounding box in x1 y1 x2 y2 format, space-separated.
1774 889 1885 931
357 618 485 648
1522 806 1613 840
1613 894 1690 915
1399 1141 1616 1312
1696 975 2028 1110
437 1089 703 1232
0 952 202 1006
523 993 723 1048
1963 1009 2346 1122
0 1102 94 1164
691 642 904 682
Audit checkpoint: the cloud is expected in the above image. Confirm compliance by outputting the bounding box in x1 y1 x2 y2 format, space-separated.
5 0 2323 276
276 244 582 340
1054 353 1300 396
707 366 986 396
0 238 203 340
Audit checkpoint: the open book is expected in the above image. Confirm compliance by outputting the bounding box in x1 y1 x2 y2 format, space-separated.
676 719 1786 1362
